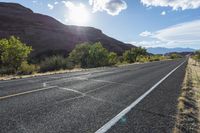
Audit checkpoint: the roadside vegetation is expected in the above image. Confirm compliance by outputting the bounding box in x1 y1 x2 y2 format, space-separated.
0 36 183 77
174 54 200 133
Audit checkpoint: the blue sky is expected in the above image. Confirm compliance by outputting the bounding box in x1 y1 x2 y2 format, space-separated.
1 0 200 49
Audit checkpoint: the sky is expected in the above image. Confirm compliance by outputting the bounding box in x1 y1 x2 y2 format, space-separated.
0 0 200 49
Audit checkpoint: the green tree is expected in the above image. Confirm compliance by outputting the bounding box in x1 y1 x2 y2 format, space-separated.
0 36 32 72
69 42 91 68
69 42 111 68
108 52 118 65
123 47 147 63
88 42 109 67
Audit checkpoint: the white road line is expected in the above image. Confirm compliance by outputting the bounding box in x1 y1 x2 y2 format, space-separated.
43 83 47 87
58 87 85 95
0 86 57 100
95 60 186 133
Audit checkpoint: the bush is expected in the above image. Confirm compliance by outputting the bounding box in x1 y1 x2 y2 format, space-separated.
118 56 124 63
137 55 149 63
65 58 75 69
123 47 147 63
68 43 91 68
18 61 38 75
0 67 16 75
88 42 110 67
195 50 200 60
108 52 118 65
170 54 182 59
0 36 32 72
69 42 113 68
40 56 73 72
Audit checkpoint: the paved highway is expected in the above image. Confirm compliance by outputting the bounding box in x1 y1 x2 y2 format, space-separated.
0 59 187 133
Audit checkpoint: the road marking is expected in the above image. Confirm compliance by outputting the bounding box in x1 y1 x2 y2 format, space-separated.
58 86 125 107
43 83 47 87
58 87 85 95
95 60 186 133
0 86 57 100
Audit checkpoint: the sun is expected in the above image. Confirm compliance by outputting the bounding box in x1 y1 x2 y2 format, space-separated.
68 3 90 26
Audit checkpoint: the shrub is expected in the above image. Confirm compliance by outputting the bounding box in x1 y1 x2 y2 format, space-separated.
69 42 111 68
123 47 147 63
0 36 32 72
0 67 16 75
137 55 149 63
65 58 75 69
40 56 73 72
69 43 91 68
195 50 200 60
108 52 118 65
18 61 38 75
88 42 110 67
170 53 182 59
118 56 124 63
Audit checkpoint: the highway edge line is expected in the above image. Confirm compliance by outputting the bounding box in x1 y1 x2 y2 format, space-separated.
95 60 186 133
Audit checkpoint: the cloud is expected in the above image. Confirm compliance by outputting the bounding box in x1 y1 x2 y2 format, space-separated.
129 41 162 48
161 11 166 15
153 20 200 44
89 0 127 16
137 20 200 48
141 0 200 10
32 0 37 3
139 31 153 37
62 1 73 8
47 4 54 10
54 1 58 5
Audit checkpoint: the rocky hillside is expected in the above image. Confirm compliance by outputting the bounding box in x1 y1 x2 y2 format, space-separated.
0 2 135 59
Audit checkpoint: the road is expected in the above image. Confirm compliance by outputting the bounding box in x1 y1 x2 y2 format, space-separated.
0 59 187 133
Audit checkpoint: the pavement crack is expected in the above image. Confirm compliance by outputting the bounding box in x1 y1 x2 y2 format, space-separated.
57 86 125 108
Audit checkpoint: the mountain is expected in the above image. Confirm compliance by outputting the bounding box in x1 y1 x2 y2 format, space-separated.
165 52 194 56
0 2 135 60
147 47 195 55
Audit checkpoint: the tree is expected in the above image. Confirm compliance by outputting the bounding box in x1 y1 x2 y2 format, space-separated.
69 42 111 68
88 42 109 67
69 42 91 68
123 47 147 63
108 52 118 65
0 36 32 72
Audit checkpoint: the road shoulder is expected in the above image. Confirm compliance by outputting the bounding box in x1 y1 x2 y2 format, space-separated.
174 58 200 133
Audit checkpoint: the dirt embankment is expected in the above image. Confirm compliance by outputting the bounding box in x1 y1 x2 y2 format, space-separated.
174 58 200 133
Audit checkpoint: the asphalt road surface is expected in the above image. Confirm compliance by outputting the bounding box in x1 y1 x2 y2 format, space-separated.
0 59 187 133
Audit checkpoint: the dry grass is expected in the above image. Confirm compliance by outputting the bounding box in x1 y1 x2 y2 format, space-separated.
0 68 87 81
174 58 200 133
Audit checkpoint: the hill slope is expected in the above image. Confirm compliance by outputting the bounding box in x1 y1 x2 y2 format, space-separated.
0 2 135 59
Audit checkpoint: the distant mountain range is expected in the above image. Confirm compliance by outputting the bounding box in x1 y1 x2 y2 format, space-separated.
147 47 196 54
0 2 135 60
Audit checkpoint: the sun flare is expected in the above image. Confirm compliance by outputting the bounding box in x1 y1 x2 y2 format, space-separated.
67 3 90 25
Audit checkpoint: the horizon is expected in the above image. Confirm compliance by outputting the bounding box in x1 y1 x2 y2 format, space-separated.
0 0 200 49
